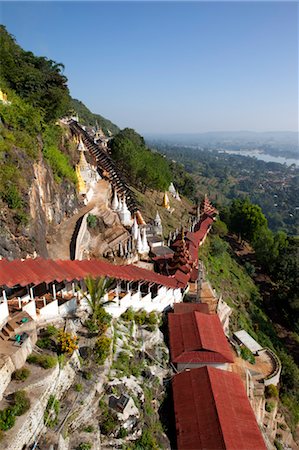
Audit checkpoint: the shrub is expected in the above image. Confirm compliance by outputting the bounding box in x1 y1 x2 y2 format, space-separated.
12 390 30 416
134 310 147 326
83 371 92 380
0 391 30 431
57 330 78 355
118 427 128 438
94 336 111 365
84 319 99 334
100 411 118 435
121 307 135 322
240 346 255 364
12 367 30 381
27 354 57 369
36 337 53 350
87 214 97 228
46 325 59 336
83 425 94 433
74 383 83 392
265 384 279 399
134 429 159 450
210 235 229 256
44 395 60 428
76 443 92 450
265 401 275 413
0 408 15 431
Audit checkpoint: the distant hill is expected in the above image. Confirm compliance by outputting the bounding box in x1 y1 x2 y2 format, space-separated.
70 98 119 135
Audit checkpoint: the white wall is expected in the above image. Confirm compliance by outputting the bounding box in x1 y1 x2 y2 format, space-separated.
58 298 77 317
0 302 9 328
38 300 59 321
23 300 37 320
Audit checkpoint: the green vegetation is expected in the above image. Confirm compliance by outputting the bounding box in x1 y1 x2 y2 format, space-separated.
27 353 57 369
11 390 31 416
11 367 30 381
70 98 119 135
0 390 30 432
156 142 298 235
98 398 118 435
83 425 94 433
224 198 298 333
240 346 255 364
0 25 70 122
74 383 83 392
94 335 111 365
81 276 114 322
265 384 279 399
265 401 275 413
110 128 172 191
44 395 60 428
42 125 77 184
82 371 92 380
121 308 159 331
76 443 92 450
86 213 98 228
200 233 299 431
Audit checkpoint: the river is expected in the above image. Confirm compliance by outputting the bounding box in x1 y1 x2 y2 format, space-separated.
219 149 299 167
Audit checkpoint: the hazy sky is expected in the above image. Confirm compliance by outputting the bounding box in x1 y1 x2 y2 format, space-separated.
1 1 298 134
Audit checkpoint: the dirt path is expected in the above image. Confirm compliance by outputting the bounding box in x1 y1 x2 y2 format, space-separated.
47 180 111 260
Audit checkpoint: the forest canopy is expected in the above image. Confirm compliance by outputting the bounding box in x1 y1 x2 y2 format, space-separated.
0 26 70 122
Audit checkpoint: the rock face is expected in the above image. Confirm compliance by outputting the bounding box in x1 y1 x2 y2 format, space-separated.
29 157 78 257
0 155 79 260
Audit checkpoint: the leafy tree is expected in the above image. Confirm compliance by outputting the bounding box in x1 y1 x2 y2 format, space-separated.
230 198 267 242
110 128 172 191
81 276 114 322
0 26 70 122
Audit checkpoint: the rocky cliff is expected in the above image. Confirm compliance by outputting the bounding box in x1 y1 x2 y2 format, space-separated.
0 150 79 260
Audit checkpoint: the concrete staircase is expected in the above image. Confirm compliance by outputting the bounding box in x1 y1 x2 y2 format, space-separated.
69 121 138 213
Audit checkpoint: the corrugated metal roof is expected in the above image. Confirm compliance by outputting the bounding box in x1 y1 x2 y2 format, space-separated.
0 258 182 289
173 303 209 314
169 311 234 364
234 330 263 353
172 367 267 450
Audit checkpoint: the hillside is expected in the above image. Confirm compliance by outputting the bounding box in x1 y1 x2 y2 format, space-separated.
0 26 194 259
70 98 119 135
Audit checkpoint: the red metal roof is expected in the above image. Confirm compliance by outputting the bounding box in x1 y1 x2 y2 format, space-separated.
173 303 209 314
172 366 266 450
0 258 181 290
168 311 234 364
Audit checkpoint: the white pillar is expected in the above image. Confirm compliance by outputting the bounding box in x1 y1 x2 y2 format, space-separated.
18 297 21 309
30 287 34 300
2 290 7 302
52 284 56 300
72 282 75 295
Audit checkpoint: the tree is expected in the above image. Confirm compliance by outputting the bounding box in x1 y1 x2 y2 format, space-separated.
81 276 114 321
230 198 268 243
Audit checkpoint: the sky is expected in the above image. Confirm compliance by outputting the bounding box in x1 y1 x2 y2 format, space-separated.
0 1 298 134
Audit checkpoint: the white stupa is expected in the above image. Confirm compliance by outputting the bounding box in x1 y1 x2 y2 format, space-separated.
111 190 119 211
131 215 139 240
153 211 163 236
141 228 149 254
118 196 132 226
137 228 143 254
169 182 177 196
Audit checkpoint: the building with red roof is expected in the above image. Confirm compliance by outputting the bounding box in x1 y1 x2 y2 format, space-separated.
173 302 209 314
168 310 234 371
172 366 266 450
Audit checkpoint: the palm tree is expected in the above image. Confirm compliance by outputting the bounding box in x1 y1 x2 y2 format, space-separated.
81 276 114 321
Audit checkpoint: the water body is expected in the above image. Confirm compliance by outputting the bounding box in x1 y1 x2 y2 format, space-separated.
219 149 299 167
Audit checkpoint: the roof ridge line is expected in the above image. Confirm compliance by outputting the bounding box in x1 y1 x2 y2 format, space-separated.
206 367 227 449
